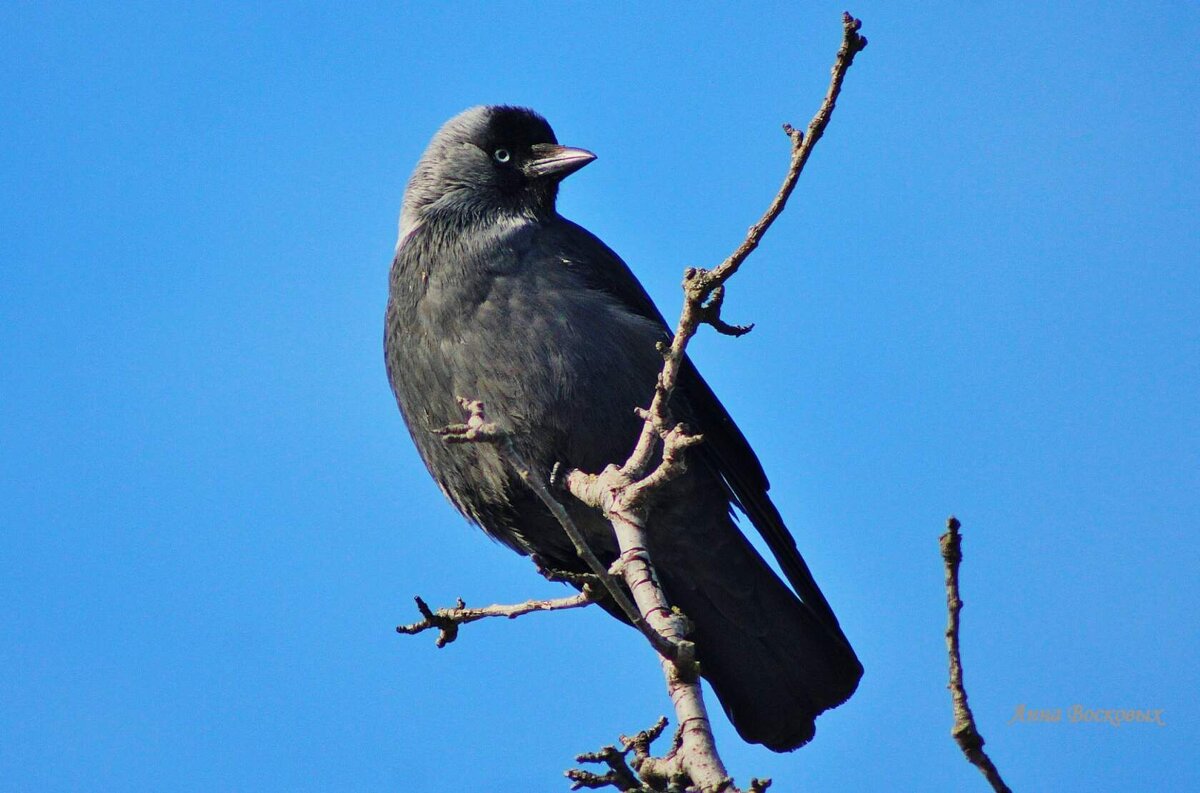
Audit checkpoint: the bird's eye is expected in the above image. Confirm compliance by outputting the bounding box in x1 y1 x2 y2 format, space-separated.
493 148 511 163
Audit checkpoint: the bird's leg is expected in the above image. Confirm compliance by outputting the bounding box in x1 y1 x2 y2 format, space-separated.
531 553 605 590
431 397 507 444
434 398 685 661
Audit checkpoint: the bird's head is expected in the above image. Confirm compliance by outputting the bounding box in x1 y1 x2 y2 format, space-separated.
400 106 595 236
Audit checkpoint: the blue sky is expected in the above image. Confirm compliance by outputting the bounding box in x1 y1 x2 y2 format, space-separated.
2 2 1197 791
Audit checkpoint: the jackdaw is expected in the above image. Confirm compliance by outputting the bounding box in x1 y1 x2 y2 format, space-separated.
384 105 861 751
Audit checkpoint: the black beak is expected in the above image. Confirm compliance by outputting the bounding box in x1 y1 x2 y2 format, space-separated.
525 143 597 180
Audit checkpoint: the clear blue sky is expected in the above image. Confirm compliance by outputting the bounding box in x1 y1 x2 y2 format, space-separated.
2 3 1196 791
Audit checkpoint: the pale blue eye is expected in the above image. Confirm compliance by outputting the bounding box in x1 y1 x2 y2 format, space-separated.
493 149 511 163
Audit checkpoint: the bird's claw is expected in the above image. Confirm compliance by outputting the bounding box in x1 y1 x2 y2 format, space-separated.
432 399 507 444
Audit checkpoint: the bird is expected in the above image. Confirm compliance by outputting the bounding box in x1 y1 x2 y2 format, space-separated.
384 105 861 751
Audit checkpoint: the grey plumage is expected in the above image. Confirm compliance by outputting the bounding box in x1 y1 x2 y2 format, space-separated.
385 105 861 751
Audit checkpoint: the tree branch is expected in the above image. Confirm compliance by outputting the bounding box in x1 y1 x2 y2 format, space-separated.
708 11 867 289
620 11 868 483
567 717 667 792
398 590 597 648
941 516 1013 793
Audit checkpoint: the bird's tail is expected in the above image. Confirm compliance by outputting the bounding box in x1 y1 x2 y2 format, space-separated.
647 503 862 751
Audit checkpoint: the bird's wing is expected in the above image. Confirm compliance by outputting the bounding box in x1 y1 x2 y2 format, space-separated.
547 217 846 638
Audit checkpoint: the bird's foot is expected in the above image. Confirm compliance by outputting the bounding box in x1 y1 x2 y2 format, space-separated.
433 398 507 444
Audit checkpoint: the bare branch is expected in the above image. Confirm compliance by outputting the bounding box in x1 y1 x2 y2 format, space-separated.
621 11 868 483
567 718 679 793
707 11 868 289
698 286 754 337
941 516 1013 793
397 590 597 648
568 738 646 792
570 717 774 793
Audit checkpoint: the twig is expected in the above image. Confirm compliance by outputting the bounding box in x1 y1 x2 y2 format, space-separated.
569 717 773 793
708 11 867 288
567 721 656 791
620 11 868 482
941 516 1013 793
398 590 596 648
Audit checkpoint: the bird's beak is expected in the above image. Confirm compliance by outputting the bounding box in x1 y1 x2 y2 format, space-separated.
525 144 597 180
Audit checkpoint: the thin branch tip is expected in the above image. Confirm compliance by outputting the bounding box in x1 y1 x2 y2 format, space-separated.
942 517 1012 793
